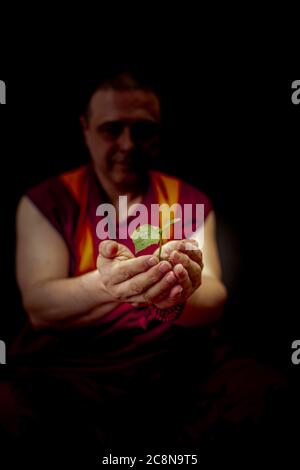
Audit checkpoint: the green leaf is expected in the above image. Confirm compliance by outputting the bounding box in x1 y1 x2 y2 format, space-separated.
130 218 181 256
130 224 160 253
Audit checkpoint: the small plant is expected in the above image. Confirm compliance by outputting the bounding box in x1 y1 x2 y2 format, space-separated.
130 218 180 260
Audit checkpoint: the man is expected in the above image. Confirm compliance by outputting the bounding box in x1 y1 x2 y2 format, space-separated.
16 74 226 332
1 72 286 461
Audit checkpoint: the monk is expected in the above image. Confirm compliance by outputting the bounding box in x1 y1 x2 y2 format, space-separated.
0 72 288 463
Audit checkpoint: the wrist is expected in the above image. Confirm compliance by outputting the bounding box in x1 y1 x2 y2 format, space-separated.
80 270 116 304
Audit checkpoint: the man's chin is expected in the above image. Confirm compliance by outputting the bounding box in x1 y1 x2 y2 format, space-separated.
111 168 140 186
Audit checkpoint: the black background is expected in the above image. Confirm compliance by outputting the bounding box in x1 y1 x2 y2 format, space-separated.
0 43 299 389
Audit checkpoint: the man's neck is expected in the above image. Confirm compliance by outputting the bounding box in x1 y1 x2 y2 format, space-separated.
94 167 149 208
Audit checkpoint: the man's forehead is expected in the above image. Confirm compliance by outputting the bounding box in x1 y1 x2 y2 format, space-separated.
89 89 160 124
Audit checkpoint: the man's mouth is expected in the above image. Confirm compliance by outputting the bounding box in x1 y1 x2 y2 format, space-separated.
113 156 135 166
115 160 131 164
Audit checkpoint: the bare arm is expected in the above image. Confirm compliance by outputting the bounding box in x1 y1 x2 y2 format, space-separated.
16 196 120 329
176 211 228 326
126 210 227 326
16 197 180 330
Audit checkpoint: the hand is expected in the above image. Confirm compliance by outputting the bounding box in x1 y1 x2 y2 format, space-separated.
123 239 203 310
153 239 203 303
97 240 182 306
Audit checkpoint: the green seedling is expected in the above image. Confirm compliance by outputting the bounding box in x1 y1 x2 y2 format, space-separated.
130 218 181 260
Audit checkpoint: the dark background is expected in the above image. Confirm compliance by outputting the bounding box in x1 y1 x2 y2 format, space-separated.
0 51 299 386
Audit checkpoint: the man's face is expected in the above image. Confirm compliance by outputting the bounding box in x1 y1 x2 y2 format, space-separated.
82 89 161 187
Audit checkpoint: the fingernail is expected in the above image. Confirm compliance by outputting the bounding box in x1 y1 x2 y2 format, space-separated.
173 286 183 296
166 272 175 282
105 242 112 255
185 242 196 250
159 262 171 273
148 256 158 267
175 264 184 274
171 251 180 261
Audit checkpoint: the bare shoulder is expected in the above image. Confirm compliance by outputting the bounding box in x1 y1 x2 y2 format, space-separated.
202 210 223 280
16 196 65 245
204 210 217 235
16 196 69 292
17 195 48 225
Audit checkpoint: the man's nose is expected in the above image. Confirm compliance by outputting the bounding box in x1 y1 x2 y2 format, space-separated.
117 126 135 151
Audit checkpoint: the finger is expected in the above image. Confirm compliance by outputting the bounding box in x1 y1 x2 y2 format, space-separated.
177 241 203 266
154 286 184 309
173 264 192 292
155 266 193 308
114 260 172 298
169 250 191 268
98 240 118 258
111 255 160 284
169 239 199 252
185 238 199 247
169 251 201 286
169 284 185 298
98 240 134 260
154 239 200 260
143 270 179 304
127 269 178 304
153 240 181 259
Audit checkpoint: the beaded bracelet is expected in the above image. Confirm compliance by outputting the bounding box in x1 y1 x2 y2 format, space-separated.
152 302 185 322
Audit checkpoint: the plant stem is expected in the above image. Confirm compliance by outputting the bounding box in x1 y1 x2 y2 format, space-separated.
158 232 163 260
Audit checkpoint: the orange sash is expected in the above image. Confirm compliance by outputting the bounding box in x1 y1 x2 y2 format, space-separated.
60 167 181 275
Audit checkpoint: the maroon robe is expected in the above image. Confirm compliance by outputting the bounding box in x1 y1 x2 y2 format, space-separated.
10 163 212 377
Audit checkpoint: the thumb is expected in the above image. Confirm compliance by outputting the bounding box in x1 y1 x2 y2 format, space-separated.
99 240 119 258
98 241 134 260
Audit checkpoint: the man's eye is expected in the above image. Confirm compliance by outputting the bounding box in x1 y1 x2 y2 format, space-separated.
98 123 123 139
131 122 160 142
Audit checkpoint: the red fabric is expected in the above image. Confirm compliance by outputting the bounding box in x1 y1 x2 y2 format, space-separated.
13 164 213 372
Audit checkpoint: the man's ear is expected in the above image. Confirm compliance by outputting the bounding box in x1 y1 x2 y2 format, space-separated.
80 115 88 131
80 115 90 144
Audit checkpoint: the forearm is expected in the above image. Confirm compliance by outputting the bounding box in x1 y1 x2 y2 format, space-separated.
22 269 120 329
175 275 228 327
